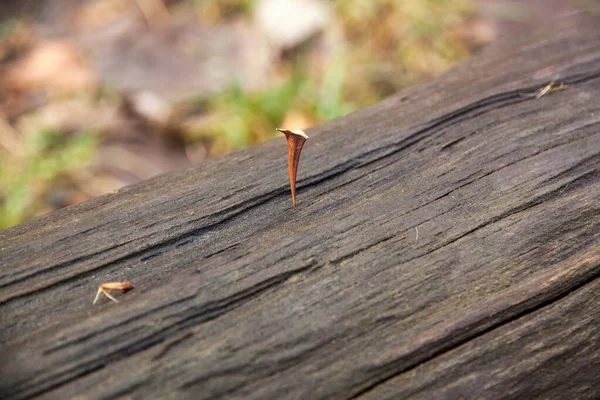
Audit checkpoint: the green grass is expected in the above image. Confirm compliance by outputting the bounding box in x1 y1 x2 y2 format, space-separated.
0 130 98 229
195 0 476 155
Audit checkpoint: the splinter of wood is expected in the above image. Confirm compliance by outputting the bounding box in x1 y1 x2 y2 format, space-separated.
93 282 133 305
277 129 309 207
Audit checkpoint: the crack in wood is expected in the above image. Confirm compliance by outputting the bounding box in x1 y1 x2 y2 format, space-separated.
7 262 320 399
4 72 600 310
347 258 600 400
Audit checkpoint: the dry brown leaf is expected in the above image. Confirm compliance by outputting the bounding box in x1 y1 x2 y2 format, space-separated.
5 40 96 93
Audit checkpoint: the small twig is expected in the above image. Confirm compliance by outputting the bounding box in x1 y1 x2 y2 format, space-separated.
535 82 553 98
415 227 419 243
520 81 567 99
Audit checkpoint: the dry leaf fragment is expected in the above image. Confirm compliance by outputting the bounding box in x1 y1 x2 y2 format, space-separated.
6 40 96 92
93 281 133 304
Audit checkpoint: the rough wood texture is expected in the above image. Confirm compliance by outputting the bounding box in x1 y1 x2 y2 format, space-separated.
1 13 600 400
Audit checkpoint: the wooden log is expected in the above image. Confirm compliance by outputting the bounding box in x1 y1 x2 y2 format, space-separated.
1 13 600 400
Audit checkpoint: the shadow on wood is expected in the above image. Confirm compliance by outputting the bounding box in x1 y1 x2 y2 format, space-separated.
1 12 600 400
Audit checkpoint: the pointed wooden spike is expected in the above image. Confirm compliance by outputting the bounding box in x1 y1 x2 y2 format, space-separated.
277 129 309 207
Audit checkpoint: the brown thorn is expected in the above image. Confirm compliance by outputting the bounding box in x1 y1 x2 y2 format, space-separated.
277 129 309 207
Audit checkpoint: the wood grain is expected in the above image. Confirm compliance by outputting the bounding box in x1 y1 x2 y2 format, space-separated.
1 13 600 400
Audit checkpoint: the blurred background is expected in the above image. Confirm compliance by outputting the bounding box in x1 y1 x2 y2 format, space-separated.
0 0 596 229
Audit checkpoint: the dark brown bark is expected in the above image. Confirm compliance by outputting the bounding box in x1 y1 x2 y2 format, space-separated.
1 13 600 400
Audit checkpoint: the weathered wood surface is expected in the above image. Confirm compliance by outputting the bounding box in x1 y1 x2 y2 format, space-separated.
1 13 600 400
